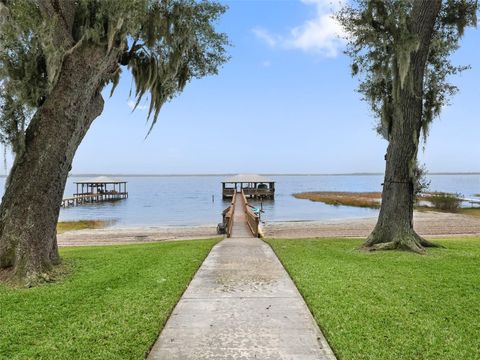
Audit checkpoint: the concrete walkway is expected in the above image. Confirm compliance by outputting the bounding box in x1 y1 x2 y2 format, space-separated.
148 194 336 359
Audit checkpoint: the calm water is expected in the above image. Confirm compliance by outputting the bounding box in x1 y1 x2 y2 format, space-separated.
0 174 479 227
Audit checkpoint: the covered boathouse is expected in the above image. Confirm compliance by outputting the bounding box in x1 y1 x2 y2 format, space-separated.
74 176 128 198
61 176 128 207
222 174 275 200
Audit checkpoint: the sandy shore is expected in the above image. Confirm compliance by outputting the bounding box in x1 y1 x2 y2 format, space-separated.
263 211 480 239
57 211 480 246
58 225 220 247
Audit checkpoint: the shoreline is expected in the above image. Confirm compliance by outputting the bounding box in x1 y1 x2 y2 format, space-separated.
263 210 480 239
58 224 220 247
57 211 480 246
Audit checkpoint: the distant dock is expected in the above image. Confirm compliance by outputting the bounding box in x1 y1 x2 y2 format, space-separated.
61 176 128 208
222 174 275 200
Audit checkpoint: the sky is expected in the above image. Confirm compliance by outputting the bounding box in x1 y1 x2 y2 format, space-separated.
7 0 480 175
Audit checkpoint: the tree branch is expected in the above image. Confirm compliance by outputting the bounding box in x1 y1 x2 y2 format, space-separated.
37 0 75 47
119 42 145 66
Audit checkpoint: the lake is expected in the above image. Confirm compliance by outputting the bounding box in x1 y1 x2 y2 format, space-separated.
0 174 479 227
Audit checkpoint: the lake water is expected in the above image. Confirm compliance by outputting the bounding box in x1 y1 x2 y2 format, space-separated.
0 174 479 227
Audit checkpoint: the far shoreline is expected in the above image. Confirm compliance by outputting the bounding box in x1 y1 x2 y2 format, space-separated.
3 172 480 178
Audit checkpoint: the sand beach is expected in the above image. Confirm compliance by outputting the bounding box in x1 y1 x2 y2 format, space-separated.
57 210 480 246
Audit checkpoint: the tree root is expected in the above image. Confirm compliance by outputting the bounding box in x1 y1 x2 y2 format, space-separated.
0 262 68 287
361 240 425 254
0 266 14 284
363 241 397 251
361 228 443 254
418 237 445 248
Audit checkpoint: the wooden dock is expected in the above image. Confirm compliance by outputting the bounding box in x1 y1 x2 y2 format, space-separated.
61 176 128 208
222 190 260 238
222 174 275 200
61 192 128 208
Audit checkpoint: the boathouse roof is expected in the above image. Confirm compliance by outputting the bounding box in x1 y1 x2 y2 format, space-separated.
74 176 126 184
222 174 274 183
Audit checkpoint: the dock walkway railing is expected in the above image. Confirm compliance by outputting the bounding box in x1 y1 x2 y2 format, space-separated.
241 189 260 238
223 192 237 238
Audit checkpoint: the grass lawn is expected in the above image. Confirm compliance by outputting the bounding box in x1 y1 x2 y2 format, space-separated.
0 239 219 360
267 237 480 360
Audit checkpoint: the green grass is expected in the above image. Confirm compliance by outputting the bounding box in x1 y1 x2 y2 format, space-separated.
0 239 219 360
267 237 480 360
56 220 112 234
458 207 480 217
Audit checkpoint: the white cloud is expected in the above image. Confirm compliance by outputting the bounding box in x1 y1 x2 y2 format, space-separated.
252 27 280 48
252 0 347 57
261 60 272 68
127 100 148 111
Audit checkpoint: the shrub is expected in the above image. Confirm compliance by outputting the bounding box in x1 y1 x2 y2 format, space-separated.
413 163 431 196
428 192 462 211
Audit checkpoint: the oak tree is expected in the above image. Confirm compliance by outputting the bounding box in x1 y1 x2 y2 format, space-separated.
338 0 477 252
0 0 228 283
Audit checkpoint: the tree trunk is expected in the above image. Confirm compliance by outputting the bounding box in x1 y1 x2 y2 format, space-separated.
0 44 118 283
362 0 442 253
